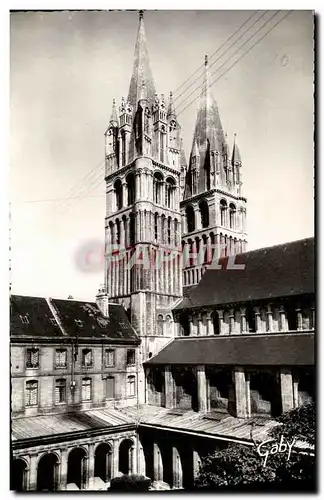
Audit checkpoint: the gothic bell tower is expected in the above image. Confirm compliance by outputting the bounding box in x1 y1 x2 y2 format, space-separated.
181 55 248 288
104 11 184 390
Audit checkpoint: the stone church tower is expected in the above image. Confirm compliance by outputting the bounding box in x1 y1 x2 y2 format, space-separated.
104 11 184 400
181 55 248 287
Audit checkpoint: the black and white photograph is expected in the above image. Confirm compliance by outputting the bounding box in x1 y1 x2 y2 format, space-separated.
9 8 315 492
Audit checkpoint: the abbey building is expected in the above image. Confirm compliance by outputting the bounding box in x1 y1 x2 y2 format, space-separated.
10 11 314 491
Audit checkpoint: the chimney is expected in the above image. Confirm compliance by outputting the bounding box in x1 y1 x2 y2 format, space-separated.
96 284 109 317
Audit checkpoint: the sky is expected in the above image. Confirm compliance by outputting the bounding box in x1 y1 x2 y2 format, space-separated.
10 9 314 301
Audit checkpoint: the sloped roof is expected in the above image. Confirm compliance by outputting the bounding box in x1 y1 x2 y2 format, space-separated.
144 332 314 366
10 295 139 343
175 237 314 311
10 295 62 338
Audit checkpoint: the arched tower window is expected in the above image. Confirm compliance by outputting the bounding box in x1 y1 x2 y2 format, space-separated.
199 200 209 228
109 221 114 245
167 217 171 245
116 219 121 245
121 130 126 166
220 199 227 227
174 219 178 246
229 203 236 229
154 213 158 241
160 126 166 163
129 213 135 246
114 179 123 211
186 206 195 233
153 172 164 205
126 173 135 206
157 314 164 335
165 177 176 209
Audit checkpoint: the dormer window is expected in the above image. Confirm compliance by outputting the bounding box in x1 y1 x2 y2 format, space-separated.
75 319 83 328
19 315 29 324
50 318 58 326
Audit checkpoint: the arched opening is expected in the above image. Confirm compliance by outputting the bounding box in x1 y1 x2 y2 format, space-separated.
11 458 28 491
165 177 176 209
212 311 220 335
167 217 171 245
229 203 236 229
121 130 126 166
153 172 164 205
67 447 87 490
154 213 158 240
174 219 178 246
199 200 209 228
94 443 112 483
157 314 164 335
147 367 165 406
165 315 172 336
129 213 135 246
186 206 195 233
114 179 123 211
173 367 198 412
109 221 114 245
220 199 227 227
249 371 282 417
126 173 135 206
206 367 231 411
37 453 60 491
116 219 121 245
119 439 134 475
179 313 190 336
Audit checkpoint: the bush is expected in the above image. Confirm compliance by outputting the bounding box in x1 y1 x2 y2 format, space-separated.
108 474 152 491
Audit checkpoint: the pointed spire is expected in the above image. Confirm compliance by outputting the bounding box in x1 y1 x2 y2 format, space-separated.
167 91 177 119
139 80 147 102
180 138 187 168
127 10 156 111
232 133 242 164
192 138 199 159
109 98 118 125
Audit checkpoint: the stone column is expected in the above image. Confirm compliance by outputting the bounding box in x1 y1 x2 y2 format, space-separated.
218 309 224 335
293 377 299 408
135 172 141 201
153 443 163 482
130 440 137 474
197 313 202 336
197 365 208 413
59 448 68 491
229 309 235 334
112 439 120 478
280 368 294 412
279 305 287 331
240 308 247 334
165 365 174 409
206 311 214 335
233 367 248 418
296 308 303 331
245 372 251 417
172 447 183 489
88 443 95 490
83 455 90 490
254 307 261 333
193 450 201 482
122 181 127 207
29 453 38 491
188 315 194 336
266 304 273 332
137 436 146 476
194 206 201 230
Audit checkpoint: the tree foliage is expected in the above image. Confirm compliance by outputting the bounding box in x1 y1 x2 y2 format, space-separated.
108 474 151 491
195 402 315 491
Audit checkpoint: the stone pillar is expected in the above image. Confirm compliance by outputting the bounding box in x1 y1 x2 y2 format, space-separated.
153 443 163 482
88 443 95 490
135 172 141 201
218 309 224 335
130 440 137 474
254 307 261 333
59 448 68 491
197 313 202 336
197 365 208 413
240 308 247 334
172 447 183 489
266 304 273 332
188 315 194 336
122 181 127 207
206 311 214 335
280 368 294 412
233 367 248 418
165 365 174 409
296 308 303 331
29 453 38 491
245 373 251 417
137 436 146 476
83 455 90 490
229 309 235 334
279 305 287 331
293 377 299 408
194 206 201 231
112 439 120 478
193 450 201 482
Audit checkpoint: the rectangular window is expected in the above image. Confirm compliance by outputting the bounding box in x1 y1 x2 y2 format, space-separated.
127 375 136 397
26 348 39 369
105 349 115 368
55 379 66 404
106 377 115 399
82 349 93 367
126 349 135 366
55 349 67 368
26 380 38 406
82 378 92 401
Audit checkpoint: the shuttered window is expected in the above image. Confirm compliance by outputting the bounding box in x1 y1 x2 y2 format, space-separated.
106 377 115 399
127 376 136 397
26 380 38 406
82 349 93 367
82 378 92 401
105 349 115 367
55 349 67 368
55 378 66 404
26 348 39 369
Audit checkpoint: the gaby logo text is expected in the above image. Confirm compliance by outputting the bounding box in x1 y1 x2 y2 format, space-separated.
257 436 296 467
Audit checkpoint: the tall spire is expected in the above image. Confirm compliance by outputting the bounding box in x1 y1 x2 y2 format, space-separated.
109 98 118 125
167 91 176 119
232 133 242 164
127 10 156 111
